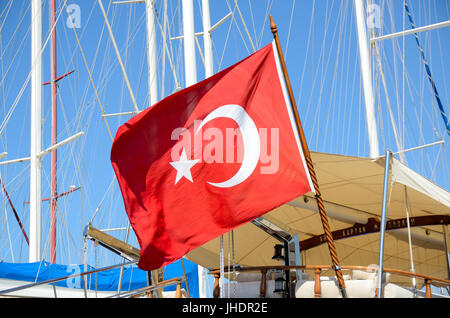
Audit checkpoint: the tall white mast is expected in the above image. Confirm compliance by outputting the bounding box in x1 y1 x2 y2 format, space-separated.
202 0 213 78
145 0 158 105
180 0 211 298
30 0 43 262
354 0 380 159
182 0 197 86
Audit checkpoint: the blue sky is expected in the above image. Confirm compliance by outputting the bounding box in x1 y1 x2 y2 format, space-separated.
0 0 448 269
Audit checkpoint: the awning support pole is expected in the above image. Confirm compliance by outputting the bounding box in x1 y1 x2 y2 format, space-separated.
377 150 391 298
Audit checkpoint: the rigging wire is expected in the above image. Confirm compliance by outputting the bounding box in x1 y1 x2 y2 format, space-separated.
215 6 234 71
381 0 444 165
0 1 64 138
97 0 139 114
219 234 224 298
88 176 116 225
63 0 114 141
0 0 13 28
224 0 250 55
232 0 256 52
247 0 257 43
374 42 405 162
284 0 296 57
256 0 274 49
154 1 180 91
404 1 449 136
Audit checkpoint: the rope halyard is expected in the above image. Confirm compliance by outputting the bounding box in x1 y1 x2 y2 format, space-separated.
306 156 347 298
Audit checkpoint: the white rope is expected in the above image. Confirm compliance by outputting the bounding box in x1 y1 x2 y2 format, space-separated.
0 0 13 28
154 1 181 92
246 0 257 43
321 0 348 151
0 2 30 87
216 8 234 71
233 0 255 52
219 235 224 298
284 0 296 57
257 0 274 49
97 0 139 114
232 229 236 298
227 232 231 298
298 0 315 105
63 0 114 141
374 43 405 163
89 176 115 224
0 1 65 138
223 0 250 54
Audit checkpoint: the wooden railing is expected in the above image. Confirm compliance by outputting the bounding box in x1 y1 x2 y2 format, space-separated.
120 277 186 298
209 265 450 298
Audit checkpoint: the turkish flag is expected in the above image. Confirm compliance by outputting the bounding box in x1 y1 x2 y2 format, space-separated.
111 42 314 271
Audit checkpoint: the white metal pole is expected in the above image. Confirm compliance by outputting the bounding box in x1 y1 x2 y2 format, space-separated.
186 0 212 298
443 225 450 282
182 0 197 86
371 20 450 43
202 0 213 77
30 0 43 262
354 0 380 159
377 150 391 298
145 0 158 106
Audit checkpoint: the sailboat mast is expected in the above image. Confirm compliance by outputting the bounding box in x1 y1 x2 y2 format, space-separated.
202 0 213 78
182 0 197 86
29 0 43 262
197 1 213 297
182 0 212 297
145 0 158 106
50 0 58 264
354 0 379 159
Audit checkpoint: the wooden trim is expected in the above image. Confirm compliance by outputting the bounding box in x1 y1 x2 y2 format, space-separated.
260 269 267 298
299 215 450 251
84 224 140 261
213 273 220 298
119 277 185 298
176 282 182 298
425 279 432 298
209 265 450 287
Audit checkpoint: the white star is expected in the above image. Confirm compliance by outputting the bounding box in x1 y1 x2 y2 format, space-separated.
169 148 200 185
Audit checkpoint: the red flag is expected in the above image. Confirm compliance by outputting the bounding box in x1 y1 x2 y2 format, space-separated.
111 42 314 271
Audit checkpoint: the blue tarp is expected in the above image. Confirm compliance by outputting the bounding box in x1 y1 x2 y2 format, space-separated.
0 258 199 297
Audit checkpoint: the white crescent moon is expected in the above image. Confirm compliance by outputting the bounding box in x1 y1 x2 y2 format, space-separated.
195 104 260 188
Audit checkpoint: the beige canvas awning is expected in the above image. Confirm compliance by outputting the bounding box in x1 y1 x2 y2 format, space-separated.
186 152 450 284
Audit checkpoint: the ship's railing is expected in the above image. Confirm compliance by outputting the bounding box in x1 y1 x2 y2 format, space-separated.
209 265 450 298
0 260 186 298
110 276 186 298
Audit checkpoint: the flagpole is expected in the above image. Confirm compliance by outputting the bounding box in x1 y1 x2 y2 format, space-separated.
269 15 348 298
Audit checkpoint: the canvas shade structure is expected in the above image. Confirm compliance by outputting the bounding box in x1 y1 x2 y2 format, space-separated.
185 152 450 286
